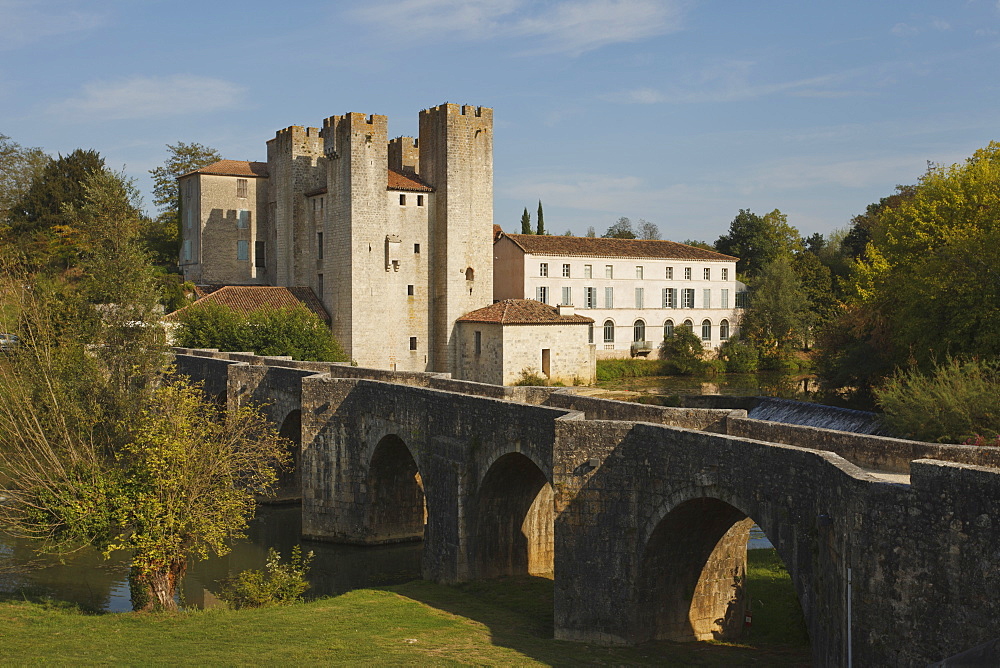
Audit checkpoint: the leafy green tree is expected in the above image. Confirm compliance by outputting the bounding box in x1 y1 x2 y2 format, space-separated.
682 239 714 251
715 208 802 278
603 217 636 239
841 185 915 260
585 226 596 238
5 149 106 264
659 324 706 375
520 207 532 234
717 339 760 373
738 256 807 365
821 143 1000 397
174 302 348 362
536 200 545 235
0 134 49 223
791 250 836 347
148 142 221 266
0 167 288 611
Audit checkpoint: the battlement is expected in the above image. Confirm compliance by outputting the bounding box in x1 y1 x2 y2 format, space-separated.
389 136 420 174
421 103 492 119
320 113 389 159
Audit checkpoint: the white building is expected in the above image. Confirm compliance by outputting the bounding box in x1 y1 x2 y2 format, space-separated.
493 233 745 359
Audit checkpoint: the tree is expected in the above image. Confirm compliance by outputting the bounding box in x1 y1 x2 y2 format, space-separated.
791 250 837 347
536 200 545 235
562 229 573 236
637 219 660 240
585 226 596 238
173 302 348 362
520 207 532 234
5 149 106 265
148 142 221 267
0 167 288 610
659 324 706 375
820 142 1000 397
682 239 714 251
0 134 49 223
841 185 915 260
603 217 636 239
738 255 807 365
714 208 802 278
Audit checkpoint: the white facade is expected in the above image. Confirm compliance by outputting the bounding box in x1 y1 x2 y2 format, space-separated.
494 234 745 359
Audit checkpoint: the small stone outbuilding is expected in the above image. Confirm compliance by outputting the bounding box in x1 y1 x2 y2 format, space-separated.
455 299 595 386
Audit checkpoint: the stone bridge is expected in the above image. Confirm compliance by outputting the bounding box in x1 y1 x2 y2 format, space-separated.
174 348 1000 667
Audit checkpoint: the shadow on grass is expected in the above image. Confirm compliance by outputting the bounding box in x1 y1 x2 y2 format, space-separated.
385 572 811 667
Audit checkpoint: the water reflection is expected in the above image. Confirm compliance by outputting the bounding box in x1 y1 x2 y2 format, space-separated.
0 505 422 613
601 371 819 400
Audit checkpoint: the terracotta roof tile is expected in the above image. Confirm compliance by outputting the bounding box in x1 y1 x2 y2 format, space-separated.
493 224 503 241
457 299 594 325
388 168 433 192
502 233 737 262
181 160 269 179
164 286 330 323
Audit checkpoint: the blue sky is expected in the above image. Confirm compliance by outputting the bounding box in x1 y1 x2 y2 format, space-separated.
2 0 999 242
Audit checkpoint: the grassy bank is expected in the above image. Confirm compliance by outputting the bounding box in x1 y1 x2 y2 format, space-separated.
0 550 809 666
595 358 669 381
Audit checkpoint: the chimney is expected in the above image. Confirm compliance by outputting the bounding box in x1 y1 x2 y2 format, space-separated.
557 304 575 316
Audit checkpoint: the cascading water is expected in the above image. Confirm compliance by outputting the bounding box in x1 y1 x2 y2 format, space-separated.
746 396 888 435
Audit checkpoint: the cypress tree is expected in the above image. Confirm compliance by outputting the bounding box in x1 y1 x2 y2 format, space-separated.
536 200 545 235
520 207 532 234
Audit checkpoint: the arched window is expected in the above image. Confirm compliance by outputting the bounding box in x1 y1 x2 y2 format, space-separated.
682 319 693 331
603 320 615 343
465 267 475 281
720 319 730 340
701 319 712 341
663 319 674 339
633 319 645 342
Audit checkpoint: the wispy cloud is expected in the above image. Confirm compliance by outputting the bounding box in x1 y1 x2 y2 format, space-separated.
349 0 687 56
605 62 865 105
0 0 105 50
50 75 247 121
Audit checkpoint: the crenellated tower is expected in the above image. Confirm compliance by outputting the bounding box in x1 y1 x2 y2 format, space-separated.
419 103 494 373
265 126 324 286
321 113 391 367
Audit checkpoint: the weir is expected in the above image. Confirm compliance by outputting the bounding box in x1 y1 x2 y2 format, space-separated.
173 348 1000 667
746 396 889 435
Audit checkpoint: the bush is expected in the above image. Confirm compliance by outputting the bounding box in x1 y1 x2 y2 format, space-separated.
174 303 347 362
513 368 547 386
717 339 760 373
595 358 667 381
659 326 707 375
874 357 1000 443
218 546 314 609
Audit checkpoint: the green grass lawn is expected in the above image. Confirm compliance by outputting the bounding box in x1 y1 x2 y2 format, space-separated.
0 550 809 666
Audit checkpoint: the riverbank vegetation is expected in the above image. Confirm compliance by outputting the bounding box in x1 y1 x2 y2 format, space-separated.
0 161 289 610
0 551 810 665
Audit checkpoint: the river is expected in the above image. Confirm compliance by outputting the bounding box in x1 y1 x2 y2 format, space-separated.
0 505 422 612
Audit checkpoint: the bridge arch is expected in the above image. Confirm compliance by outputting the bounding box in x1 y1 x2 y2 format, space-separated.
635 487 808 645
271 409 302 501
475 451 554 579
366 434 426 544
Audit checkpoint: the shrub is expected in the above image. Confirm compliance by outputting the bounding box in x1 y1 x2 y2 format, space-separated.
717 339 760 373
513 368 547 386
658 326 707 375
874 357 1000 443
218 546 314 610
595 358 667 381
174 303 347 362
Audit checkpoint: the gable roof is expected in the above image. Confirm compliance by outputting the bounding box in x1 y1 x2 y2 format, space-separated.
180 160 269 179
457 299 594 325
387 168 433 192
500 233 737 262
163 285 330 323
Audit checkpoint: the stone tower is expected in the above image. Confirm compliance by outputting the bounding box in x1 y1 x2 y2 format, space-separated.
419 104 494 373
321 113 391 368
265 126 324 287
